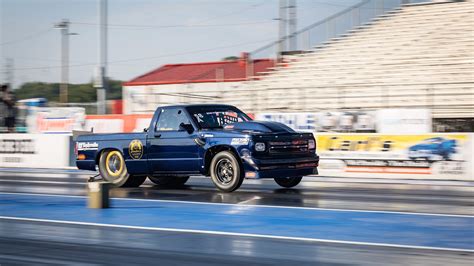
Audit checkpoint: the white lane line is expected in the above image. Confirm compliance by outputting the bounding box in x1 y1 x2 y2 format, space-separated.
237 196 263 205
301 177 474 187
0 179 85 185
0 169 89 175
0 254 99 266
1 191 473 218
0 173 89 179
0 216 472 253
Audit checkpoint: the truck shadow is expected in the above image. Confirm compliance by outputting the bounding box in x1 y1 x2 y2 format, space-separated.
109 185 310 207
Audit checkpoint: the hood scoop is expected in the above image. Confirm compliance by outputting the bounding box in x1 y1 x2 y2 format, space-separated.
224 121 295 133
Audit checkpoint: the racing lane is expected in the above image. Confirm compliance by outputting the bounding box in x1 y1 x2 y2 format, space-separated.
1 219 470 266
0 168 472 215
0 168 473 265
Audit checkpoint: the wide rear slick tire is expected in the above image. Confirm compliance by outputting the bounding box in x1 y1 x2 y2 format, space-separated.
210 151 244 192
98 150 146 188
274 176 303 188
148 176 190 187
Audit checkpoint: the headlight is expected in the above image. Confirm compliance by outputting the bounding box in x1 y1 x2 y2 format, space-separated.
308 139 315 150
255 142 266 152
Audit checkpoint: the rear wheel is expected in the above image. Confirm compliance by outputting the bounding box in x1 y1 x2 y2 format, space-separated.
148 176 190 187
210 151 244 192
98 150 146 187
274 176 302 188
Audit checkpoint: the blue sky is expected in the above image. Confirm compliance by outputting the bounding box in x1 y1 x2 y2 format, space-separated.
0 0 365 86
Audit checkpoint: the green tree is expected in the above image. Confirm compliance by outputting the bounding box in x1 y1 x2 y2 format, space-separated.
14 79 123 103
222 56 239 61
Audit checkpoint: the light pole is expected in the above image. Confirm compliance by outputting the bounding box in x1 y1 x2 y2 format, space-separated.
94 0 108 115
288 0 297 51
54 19 78 104
278 0 287 59
4 58 14 88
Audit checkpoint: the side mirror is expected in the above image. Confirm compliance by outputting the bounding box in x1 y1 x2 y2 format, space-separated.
179 123 194 134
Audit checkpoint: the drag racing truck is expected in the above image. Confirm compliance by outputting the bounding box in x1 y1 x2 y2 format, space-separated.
75 104 319 192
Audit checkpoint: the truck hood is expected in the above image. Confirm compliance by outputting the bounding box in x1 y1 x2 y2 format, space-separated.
223 121 295 134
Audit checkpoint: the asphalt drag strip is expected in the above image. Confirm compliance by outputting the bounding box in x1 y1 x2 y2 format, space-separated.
1 192 473 252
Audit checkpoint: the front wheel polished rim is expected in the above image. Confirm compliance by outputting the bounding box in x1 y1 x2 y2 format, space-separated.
215 158 234 184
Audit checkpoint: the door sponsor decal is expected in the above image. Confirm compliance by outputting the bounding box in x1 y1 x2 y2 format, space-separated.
129 139 144 160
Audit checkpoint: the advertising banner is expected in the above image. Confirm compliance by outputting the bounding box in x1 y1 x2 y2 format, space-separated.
316 133 473 180
376 109 431 134
256 111 377 132
84 119 124 133
256 113 316 132
26 107 86 134
317 111 376 132
0 134 72 168
84 114 153 133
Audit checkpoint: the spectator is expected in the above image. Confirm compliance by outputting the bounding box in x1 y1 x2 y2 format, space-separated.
1 84 16 133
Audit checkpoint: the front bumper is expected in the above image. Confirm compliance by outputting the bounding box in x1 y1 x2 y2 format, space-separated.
242 154 319 179
77 159 97 171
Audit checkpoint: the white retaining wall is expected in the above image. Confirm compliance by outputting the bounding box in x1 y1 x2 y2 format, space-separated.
0 133 472 181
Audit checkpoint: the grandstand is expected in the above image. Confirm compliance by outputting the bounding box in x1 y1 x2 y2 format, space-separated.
124 0 473 130
237 0 473 122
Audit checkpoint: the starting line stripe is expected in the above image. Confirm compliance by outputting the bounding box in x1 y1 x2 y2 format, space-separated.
0 215 472 253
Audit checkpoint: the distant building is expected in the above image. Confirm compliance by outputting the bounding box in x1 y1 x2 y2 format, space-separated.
123 53 275 114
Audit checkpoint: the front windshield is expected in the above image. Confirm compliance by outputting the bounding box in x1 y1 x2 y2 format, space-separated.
186 106 252 129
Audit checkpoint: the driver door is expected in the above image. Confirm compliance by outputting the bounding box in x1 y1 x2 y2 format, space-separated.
147 108 201 174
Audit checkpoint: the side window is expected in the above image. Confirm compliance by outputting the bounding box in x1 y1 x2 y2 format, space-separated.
155 109 190 131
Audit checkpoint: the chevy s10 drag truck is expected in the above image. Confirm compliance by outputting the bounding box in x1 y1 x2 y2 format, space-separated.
76 104 319 192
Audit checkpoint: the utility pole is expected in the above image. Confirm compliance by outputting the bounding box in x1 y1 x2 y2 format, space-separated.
54 19 77 104
4 58 14 87
278 0 288 59
288 0 297 51
95 0 108 114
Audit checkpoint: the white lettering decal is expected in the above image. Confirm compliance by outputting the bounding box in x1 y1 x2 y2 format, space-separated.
77 142 99 151
231 138 249 145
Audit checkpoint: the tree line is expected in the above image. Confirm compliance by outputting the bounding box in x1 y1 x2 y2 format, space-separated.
13 79 123 102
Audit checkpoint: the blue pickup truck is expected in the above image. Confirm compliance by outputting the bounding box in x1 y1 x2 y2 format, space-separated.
75 104 319 192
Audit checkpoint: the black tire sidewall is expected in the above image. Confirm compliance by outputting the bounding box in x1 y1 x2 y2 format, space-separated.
274 176 303 188
123 175 147 187
210 151 243 192
148 176 190 186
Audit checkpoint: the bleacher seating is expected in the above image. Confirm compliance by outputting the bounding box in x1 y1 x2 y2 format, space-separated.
231 0 474 118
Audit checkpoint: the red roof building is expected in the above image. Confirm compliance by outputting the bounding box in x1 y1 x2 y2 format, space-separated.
124 56 275 86
122 54 275 114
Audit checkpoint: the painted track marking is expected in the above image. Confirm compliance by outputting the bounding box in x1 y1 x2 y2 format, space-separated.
0 216 472 253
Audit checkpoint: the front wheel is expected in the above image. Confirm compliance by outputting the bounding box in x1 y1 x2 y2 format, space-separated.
274 176 303 188
98 150 146 187
210 151 244 192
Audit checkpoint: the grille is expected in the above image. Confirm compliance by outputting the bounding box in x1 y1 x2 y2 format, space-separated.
268 140 309 154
